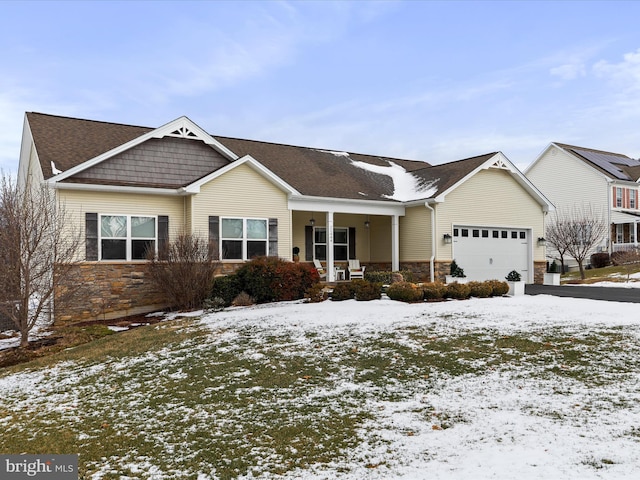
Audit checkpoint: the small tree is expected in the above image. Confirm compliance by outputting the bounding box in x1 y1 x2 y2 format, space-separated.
0 174 82 347
612 248 640 282
147 234 221 311
547 205 608 280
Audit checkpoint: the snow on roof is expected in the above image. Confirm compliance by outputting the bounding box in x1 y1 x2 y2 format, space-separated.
350 159 438 201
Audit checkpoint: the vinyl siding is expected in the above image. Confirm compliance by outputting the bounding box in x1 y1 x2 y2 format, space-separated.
435 168 545 261
58 190 187 261
191 163 291 259
399 206 432 262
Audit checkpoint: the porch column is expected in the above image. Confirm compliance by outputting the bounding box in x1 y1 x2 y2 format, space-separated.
326 211 335 282
391 214 400 271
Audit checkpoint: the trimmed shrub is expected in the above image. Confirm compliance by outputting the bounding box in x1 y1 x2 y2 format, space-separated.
590 252 610 269
211 274 243 307
446 282 471 300
232 291 255 306
468 281 492 298
422 282 447 301
330 283 355 301
235 256 320 304
352 279 383 301
364 270 415 284
485 279 509 297
386 281 424 303
505 270 522 282
305 283 328 303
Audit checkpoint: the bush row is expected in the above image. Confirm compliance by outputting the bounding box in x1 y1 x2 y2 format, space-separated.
386 280 509 303
210 256 320 307
329 279 383 301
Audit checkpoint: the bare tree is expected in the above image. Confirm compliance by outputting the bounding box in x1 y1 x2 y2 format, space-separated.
147 234 221 311
612 248 640 282
547 205 608 280
0 174 82 347
545 217 571 274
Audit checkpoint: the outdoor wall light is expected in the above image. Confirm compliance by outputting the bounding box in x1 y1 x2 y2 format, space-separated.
443 233 452 244
309 218 315 226
537 237 547 246
364 215 370 228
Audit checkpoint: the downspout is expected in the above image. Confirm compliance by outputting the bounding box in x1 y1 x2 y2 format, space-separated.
424 201 435 283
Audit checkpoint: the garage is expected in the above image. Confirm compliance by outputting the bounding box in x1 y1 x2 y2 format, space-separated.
452 226 530 282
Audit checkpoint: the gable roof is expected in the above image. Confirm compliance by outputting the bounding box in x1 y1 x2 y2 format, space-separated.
23 112 550 208
553 142 640 182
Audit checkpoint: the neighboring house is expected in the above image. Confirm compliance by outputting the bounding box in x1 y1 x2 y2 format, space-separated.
18 112 552 322
526 142 640 265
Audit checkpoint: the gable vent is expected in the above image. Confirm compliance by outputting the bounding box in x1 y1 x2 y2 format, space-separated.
167 126 199 139
490 158 510 170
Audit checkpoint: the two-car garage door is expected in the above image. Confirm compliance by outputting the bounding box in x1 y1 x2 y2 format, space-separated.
452 226 530 282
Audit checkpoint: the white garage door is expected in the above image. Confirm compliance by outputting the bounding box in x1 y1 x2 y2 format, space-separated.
452 226 530 282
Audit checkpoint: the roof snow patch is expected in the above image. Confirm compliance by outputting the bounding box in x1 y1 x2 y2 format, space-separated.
351 160 438 201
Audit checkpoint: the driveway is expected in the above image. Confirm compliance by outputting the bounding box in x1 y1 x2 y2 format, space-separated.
526 284 640 303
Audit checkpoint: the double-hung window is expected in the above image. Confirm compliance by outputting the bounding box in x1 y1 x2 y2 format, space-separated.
631 190 637 210
314 227 349 261
100 215 156 260
616 187 623 208
221 218 267 260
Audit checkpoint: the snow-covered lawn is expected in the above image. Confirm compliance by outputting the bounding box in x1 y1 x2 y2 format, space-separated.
1 295 639 479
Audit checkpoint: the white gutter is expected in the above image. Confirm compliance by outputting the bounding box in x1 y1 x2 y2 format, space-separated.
50 181 190 196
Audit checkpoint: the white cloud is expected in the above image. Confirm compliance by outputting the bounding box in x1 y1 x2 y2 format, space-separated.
593 48 640 91
550 62 586 80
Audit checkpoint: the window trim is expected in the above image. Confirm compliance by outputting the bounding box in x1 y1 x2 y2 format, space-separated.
220 217 269 261
99 214 157 261
616 187 623 208
313 226 349 261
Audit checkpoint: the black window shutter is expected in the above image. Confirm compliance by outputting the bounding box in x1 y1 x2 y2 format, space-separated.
209 216 220 259
305 225 313 261
86 213 98 261
157 215 169 260
268 218 278 256
349 227 356 260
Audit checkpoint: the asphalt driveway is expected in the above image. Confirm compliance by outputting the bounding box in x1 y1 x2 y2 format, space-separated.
526 284 640 303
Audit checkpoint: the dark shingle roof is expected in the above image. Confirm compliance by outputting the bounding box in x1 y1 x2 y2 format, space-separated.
554 142 640 182
27 112 498 202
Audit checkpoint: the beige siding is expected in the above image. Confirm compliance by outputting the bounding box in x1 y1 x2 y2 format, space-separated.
435 168 546 261
59 189 187 260
369 215 392 262
527 148 609 217
191 163 291 259
399 206 432 262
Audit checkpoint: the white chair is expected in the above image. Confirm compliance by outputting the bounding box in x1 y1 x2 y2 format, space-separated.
348 259 365 280
313 259 327 279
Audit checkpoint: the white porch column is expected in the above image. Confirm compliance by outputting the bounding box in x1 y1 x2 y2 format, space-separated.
326 211 335 282
391 214 400 272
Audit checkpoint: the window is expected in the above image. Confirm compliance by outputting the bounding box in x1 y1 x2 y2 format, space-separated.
221 218 267 260
482 230 489 238
492 231 499 238
519 231 526 239
461 229 469 237
616 224 623 243
501 231 508 238
631 190 637 209
314 227 349 261
511 231 518 239
616 187 623 208
100 215 156 260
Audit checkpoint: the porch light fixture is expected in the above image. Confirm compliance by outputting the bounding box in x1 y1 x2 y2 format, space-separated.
443 233 452 244
309 217 315 227
537 237 547 246
364 215 370 228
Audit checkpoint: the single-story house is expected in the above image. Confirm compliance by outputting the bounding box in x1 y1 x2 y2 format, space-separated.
18 112 553 321
526 142 640 264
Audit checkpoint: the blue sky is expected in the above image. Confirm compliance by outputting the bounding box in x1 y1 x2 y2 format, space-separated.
2 0 640 175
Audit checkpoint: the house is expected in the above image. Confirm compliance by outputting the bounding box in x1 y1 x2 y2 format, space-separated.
17 112 552 322
526 142 640 264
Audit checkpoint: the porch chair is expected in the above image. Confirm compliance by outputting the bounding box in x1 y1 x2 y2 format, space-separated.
313 259 327 279
348 259 366 280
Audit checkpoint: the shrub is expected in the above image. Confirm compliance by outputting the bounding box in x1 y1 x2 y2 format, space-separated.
468 281 492 298
235 256 319 304
232 292 255 306
422 282 447 300
548 260 559 273
305 283 328 303
590 252 610 269
485 279 509 296
386 281 423 303
330 283 355 301
147 234 220 310
505 270 522 282
203 296 226 312
364 270 415 284
352 280 383 301
211 274 243 307
449 260 465 278
446 282 471 300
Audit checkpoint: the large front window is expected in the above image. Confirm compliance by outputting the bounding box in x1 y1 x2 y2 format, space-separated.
314 227 348 261
100 215 156 260
221 218 267 260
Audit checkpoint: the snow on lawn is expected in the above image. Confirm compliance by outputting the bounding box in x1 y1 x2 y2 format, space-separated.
1 294 640 479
